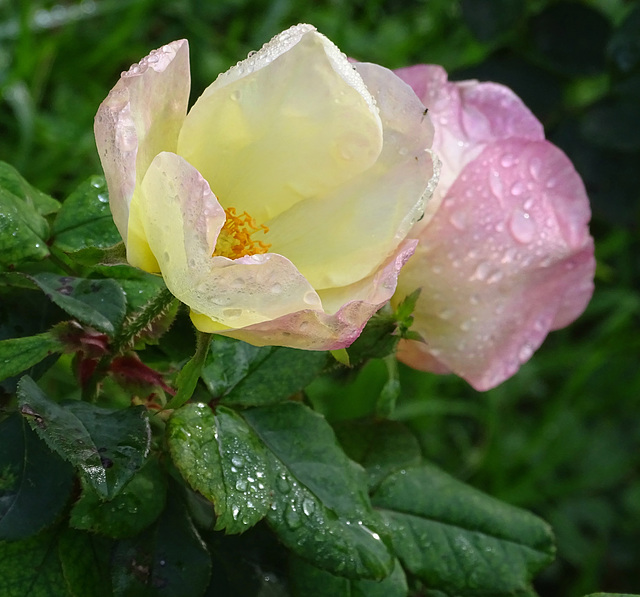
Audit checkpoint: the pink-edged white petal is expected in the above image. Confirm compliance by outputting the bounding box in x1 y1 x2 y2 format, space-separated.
395 139 595 391
94 40 190 243
213 240 417 350
136 152 323 330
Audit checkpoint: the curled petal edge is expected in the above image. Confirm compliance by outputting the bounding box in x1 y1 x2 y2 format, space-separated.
192 239 418 350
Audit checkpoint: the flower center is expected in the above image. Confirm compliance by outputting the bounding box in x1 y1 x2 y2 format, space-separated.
213 207 271 259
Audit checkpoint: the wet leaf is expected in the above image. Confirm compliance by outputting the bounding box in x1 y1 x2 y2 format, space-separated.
0 528 68 597
243 402 394 580
52 176 121 253
70 456 166 538
30 273 126 335
17 377 150 500
335 419 422 491
0 332 64 383
0 414 74 540
58 528 113 597
111 490 211 597
168 403 273 534
0 161 60 216
0 186 50 269
290 556 408 597
371 464 555 595
201 336 327 407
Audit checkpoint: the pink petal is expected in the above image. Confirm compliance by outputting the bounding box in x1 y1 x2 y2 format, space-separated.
395 139 595 391
394 65 544 219
217 240 417 350
94 40 190 243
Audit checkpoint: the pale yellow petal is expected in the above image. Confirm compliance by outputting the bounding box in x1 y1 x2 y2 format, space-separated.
266 63 439 290
177 27 383 224
138 152 322 330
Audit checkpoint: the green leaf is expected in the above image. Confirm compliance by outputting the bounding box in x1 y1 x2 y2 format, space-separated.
0 332 65 383
111 490 211 597
0 528 68 597
29 273 126 335
51 175 121 253
290 556 408 597
345 310 398 366
0 162 60 216
371 464 555 595
0 186 50 269
168 403 273 534
58 528 113 597
17 377 151 500
66 242 128 267
243 402 394 580
0 414 74 540
201 336 328 407
335 420 422 491
114 270 168 314
70 456 166 538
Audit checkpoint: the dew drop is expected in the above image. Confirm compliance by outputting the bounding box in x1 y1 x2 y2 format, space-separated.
231 455 243 467
510 181 526 196
500 153 515 168
449 211 466 231
471 261 491 281
284 504 302 529
302 498 315 516
489 169 503 197
518 343 534 362
509 209 536 244
276 475 290 494
303 291 321 306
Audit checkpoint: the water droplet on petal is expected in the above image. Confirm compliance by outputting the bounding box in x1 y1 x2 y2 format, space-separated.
518 343 534 362
449 212 466 230
501 153 515 168
303 291 321 306
509 210 536 244
510 181 526 196
489 169 503 197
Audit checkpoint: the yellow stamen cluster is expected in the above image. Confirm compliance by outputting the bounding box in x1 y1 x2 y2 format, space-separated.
213 207 271 259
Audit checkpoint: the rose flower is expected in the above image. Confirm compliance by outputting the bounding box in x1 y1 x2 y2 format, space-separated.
95 24 438 350
392 65 595 390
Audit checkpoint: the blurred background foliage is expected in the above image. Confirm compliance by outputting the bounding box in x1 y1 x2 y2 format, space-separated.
0 0 638 594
